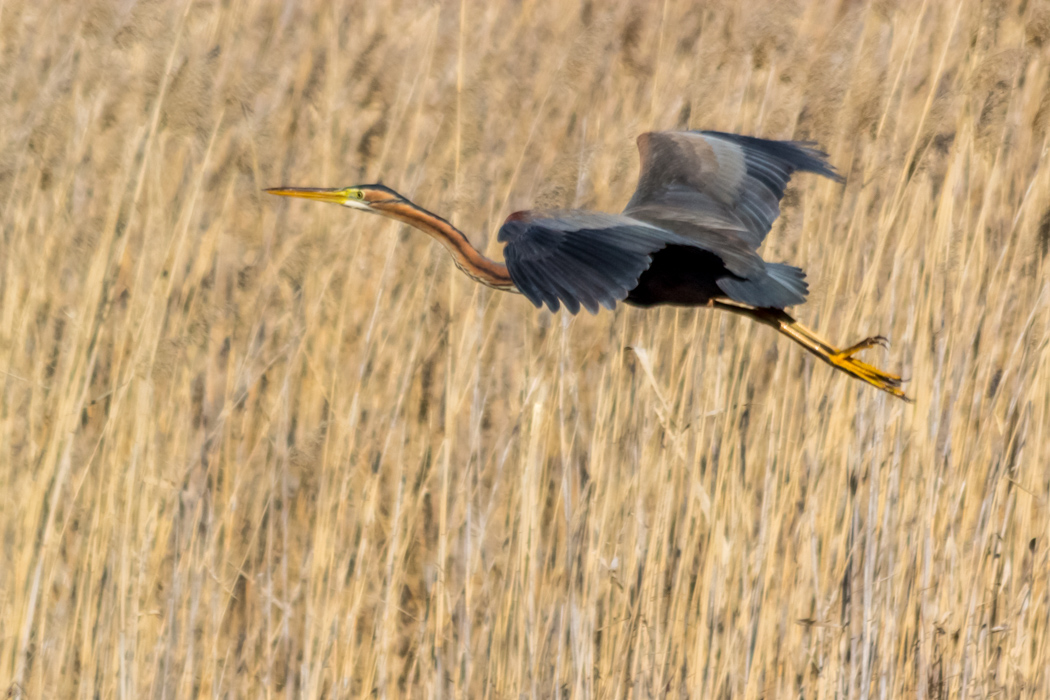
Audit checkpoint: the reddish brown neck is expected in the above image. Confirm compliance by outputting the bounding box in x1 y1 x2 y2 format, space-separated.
376 201 515 291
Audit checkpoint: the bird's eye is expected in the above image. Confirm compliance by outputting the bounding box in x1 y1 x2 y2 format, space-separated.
347 189 365 200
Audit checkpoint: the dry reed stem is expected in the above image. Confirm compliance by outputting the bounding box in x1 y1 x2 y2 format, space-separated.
1 0 1048 698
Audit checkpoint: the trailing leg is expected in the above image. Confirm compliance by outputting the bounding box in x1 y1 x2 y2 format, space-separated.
711 301 909 400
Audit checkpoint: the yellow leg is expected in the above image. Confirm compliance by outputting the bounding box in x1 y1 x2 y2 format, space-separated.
711 302 910 401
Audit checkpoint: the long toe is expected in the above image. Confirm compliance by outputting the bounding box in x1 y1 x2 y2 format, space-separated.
847 358 902 383
829 353 909 400
847 356 903 386
834 335 890 359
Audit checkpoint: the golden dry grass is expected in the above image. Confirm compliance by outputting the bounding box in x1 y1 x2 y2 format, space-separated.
2 0 1049 697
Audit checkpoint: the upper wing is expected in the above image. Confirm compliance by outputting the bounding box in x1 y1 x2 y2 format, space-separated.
624 130 844 250
497 211 685 315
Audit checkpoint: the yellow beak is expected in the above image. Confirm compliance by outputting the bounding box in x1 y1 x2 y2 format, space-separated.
264 187 349 204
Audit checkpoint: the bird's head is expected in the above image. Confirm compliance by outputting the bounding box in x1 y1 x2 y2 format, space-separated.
265 183 406 213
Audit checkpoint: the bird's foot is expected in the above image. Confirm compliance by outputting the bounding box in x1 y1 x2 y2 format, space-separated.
825 342 908 400
829 336 902 381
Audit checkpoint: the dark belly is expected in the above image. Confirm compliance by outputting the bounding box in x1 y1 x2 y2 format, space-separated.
626 245 732 308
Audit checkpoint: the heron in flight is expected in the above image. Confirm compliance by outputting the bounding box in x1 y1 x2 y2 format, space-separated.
267 130 907 399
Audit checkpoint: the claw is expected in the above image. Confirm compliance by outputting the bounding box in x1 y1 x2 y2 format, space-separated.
833 335 890 360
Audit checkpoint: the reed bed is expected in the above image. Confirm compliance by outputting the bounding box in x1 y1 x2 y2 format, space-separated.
1 0 1048 697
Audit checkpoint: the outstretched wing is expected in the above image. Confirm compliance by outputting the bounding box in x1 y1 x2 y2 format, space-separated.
624 130 843 250
497 211 685 315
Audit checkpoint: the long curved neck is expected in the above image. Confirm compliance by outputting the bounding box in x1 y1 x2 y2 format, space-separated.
376 200 515 291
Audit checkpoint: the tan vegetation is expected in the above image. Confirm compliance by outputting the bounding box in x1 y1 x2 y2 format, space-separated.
2 0 1048 697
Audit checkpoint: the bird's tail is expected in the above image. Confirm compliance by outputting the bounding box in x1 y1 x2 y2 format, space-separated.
712 302 909 400
716 262 808 308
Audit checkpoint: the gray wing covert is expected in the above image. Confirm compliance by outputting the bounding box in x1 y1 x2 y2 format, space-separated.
625 130 844 250
497 212 682 315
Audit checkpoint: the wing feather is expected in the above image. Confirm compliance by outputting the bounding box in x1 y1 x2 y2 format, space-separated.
498 212 684 314
625 130 843 250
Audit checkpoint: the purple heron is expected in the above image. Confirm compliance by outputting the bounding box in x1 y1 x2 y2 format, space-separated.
268 130 907 399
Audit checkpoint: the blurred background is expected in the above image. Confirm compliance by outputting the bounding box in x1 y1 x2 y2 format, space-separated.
1 0 1047 697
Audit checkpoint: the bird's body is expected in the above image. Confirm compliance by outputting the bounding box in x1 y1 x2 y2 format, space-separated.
626 245 728 308
267 130 907 399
